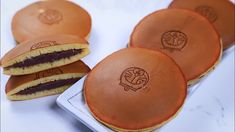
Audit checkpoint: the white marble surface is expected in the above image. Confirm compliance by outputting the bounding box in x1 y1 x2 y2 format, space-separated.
1 0 234 132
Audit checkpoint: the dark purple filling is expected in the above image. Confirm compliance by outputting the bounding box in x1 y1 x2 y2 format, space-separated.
15 78 80 95
7 49 82 68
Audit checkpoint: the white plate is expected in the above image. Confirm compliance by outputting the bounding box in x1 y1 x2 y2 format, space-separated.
56 42 235 132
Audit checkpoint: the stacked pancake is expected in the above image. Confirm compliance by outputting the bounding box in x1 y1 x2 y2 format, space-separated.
1 35 91 100
1 0 92 100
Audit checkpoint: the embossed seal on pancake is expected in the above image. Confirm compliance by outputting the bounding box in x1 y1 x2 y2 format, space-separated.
38 9 63 25
161 30 187 52
120 67 149 91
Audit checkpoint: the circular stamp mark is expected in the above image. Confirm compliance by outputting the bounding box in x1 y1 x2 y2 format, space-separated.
195 6 218 23
120 67 149 92
38 9 63 25
161 30 187 52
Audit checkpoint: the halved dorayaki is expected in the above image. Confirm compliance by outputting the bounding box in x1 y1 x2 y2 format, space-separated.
0 34 89 75
12 0 92 43
6 61 90 101
169 0 235 49
129 9 222 85
84 48 187 131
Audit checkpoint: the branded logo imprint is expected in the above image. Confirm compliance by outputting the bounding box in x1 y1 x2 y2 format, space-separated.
161 30 187 52
120 67 149 92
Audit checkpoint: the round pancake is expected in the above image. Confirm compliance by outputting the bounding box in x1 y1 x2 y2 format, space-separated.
84 48 187 131
169 0 235 49
12 0 91 43
129 9 222 85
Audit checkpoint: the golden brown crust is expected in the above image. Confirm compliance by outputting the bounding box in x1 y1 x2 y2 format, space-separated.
168 0 235 49
84 48 187 131
12 0 92 43
129 9 222 85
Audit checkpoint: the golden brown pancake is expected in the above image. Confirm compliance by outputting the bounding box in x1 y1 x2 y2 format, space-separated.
6 61 90 101
169 0 235 49
84 48 187 131
12 0 92 43
0 34 89 75
129 9 222 85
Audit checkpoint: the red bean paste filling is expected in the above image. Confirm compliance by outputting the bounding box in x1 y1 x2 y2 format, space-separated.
7 49 82 69
15 78 80 95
